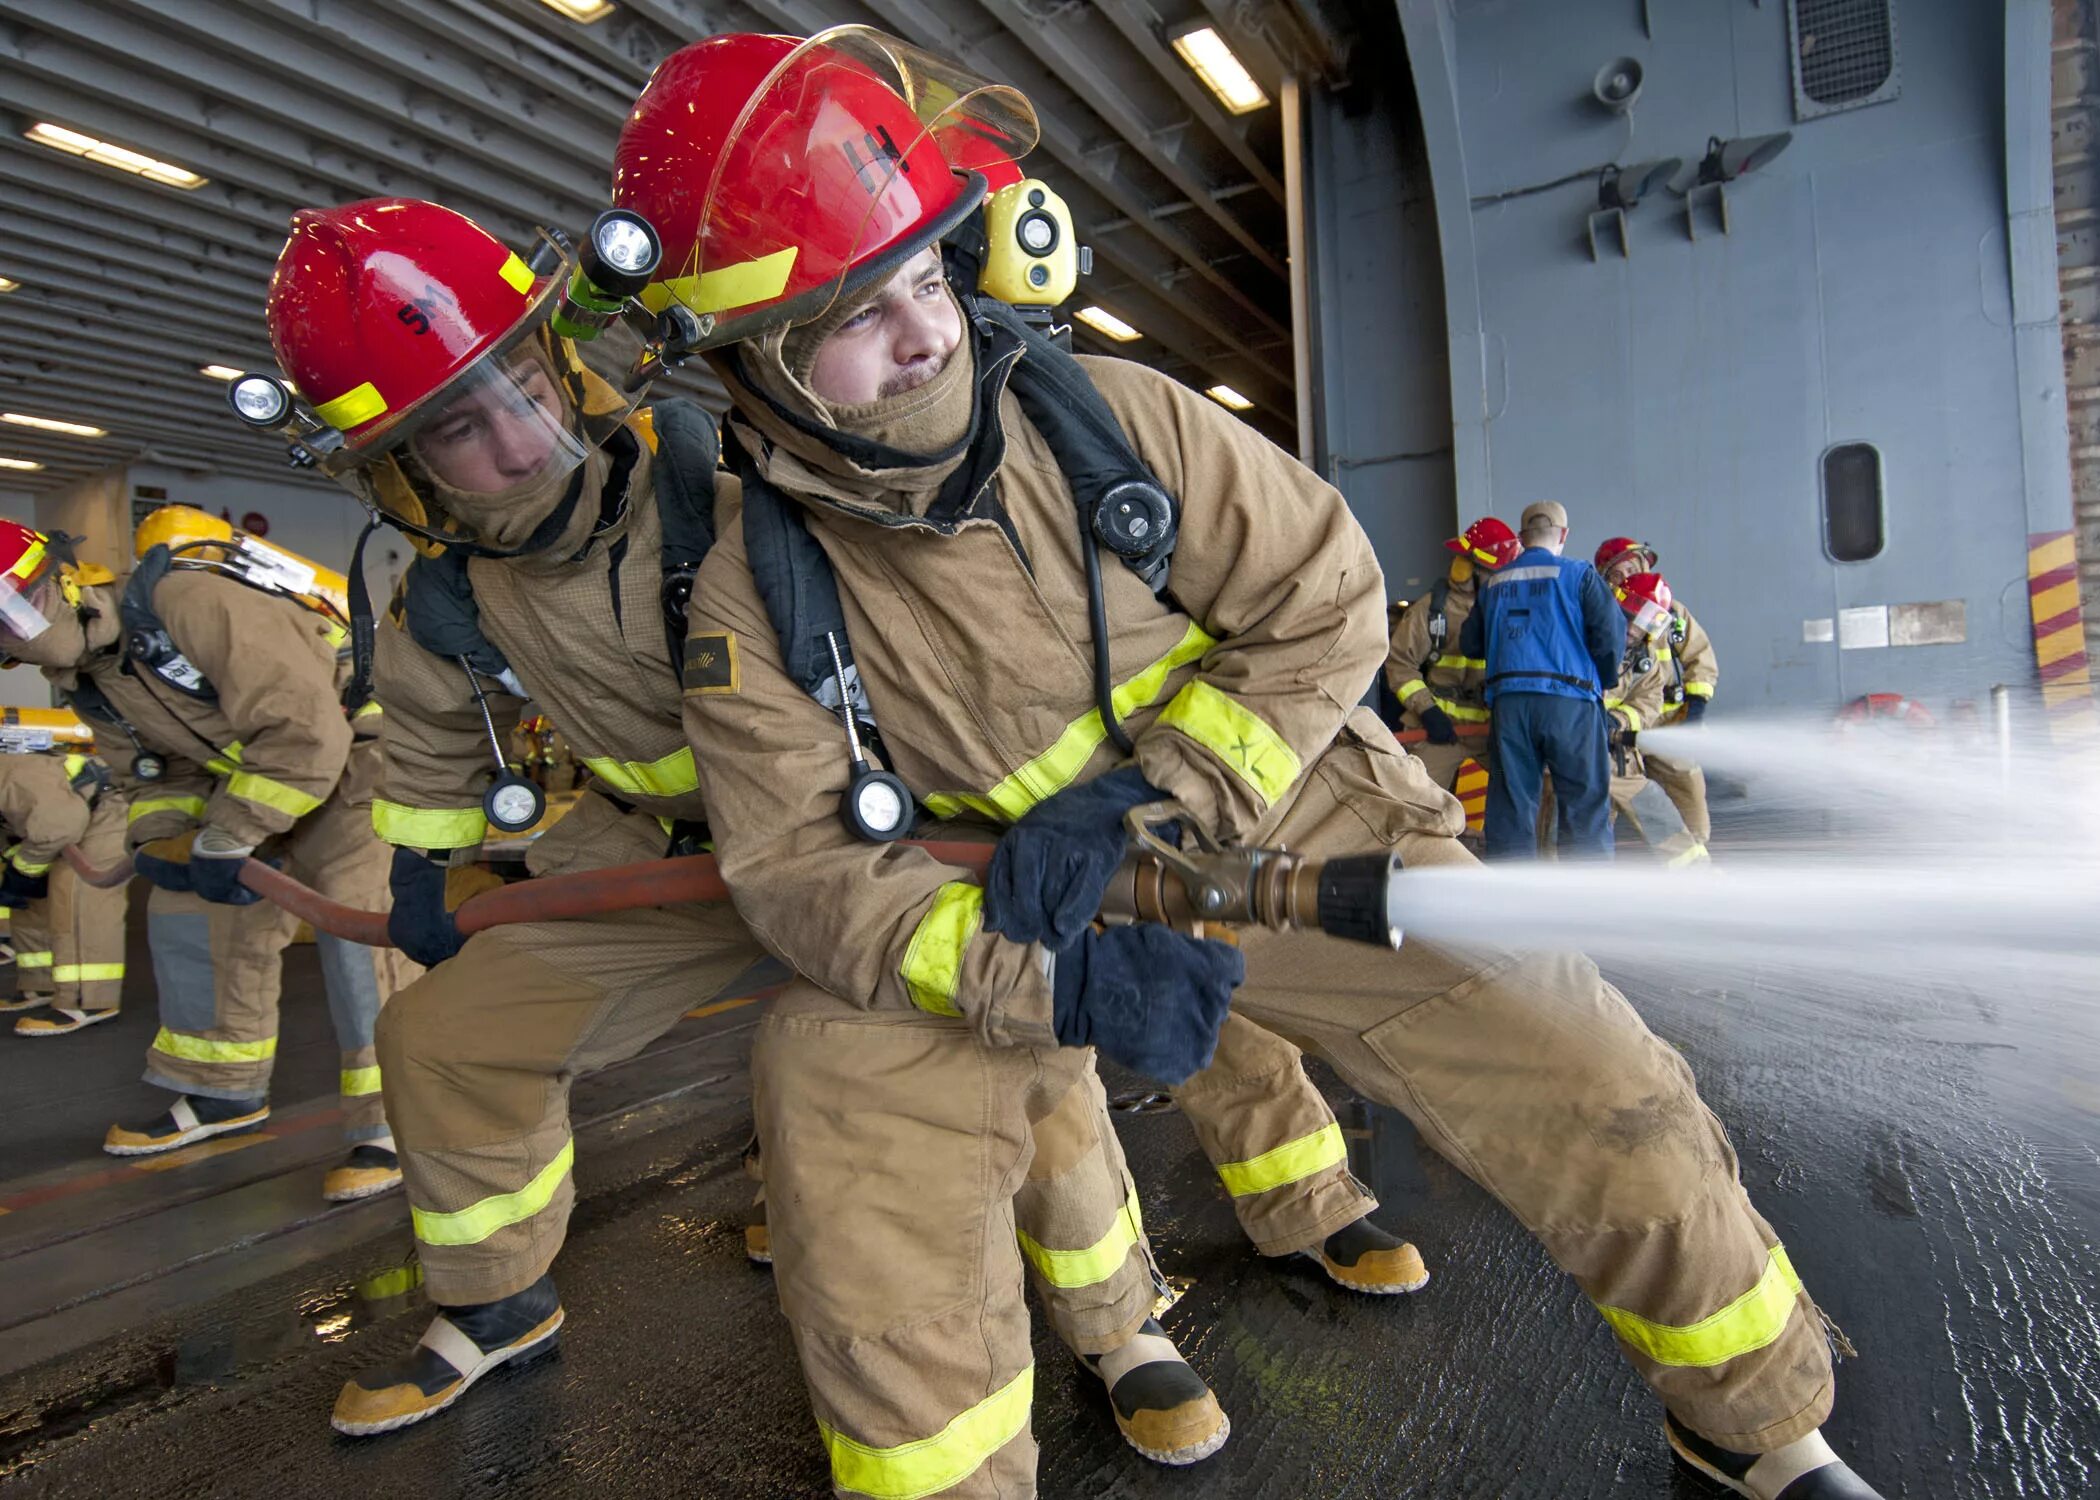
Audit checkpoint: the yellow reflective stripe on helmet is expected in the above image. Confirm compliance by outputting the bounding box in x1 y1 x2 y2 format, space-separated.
1686 682 1715 698
1214 1121 1347 1197
130 794 209 824
1156 679 1302 807
818 1363 1033 1500
152 1027 277 1064
15 951 51 969
372 799 488 849
641 246 800 317
228 770 323 818
1432 697 1491 723
1396 678 1430 700
1667 843 1712 868
899 882 982 1018
580 745 698 799
923 622 1215 823
9 850 52 876
340 1065 383 1097
8 537 45 581
315 380 386 430
497 251 534 295
411 1138 575 1248
1016 1187 1142 1289
1596 1244 1804 1368
54 962 124 982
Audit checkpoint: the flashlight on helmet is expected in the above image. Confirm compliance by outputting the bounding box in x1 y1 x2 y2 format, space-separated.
980 180 1087 309
552 209 662 341
226 373 343 470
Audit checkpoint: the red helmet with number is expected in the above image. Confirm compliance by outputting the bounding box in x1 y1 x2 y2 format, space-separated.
1615 571 1674 639
0 520 55 644
1595 536 1658 578
611 27 1039 350
262 198 650 551
1445 516 1520 571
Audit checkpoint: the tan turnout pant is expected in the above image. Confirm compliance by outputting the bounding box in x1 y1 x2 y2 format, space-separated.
143 741 414 1141
48 793 129 1011
763 713 1833 1497
1643 749 1712 844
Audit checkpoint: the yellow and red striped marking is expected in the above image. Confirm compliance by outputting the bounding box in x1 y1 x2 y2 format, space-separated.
2027 531 2098 743
1455 758 1489 835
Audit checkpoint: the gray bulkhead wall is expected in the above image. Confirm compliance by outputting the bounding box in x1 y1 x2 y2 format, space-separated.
1337 0 2045 710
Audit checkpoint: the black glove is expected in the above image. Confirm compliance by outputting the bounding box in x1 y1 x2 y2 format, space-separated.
1052 924 1242 1085
387 847 465 969
983 767 1170 949
132 835 196 894
0 858 49 907
187 828 266 906
1683 695 1710 724
1417 705 1459 745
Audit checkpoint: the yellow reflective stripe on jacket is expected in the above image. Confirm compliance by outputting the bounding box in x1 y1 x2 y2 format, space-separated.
1596 1244 1804 1368
1396 677 1430 701
1016 1187 1142 1289
899 882 982 1018
580 745 699 799
228 770 323 818
372 799 489 849
923 621 1215 823
1606 701 1643 733
130 794 209 824
819 1363 1033 1500
1686 681 1715 698
15 951 51 969
411 1138 575 1248
9 850 52 876
204 741 245 776
1156 679 1302 807
1214 1121 1348 1197
152 1027 278 1064
354 698 386 718
54 962 124 982
340 1066 383 1097
1431 653 1488 671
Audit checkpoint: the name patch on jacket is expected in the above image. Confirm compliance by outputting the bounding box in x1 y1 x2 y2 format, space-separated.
683 632 739 696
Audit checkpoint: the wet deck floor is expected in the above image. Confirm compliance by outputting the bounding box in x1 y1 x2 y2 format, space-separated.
0 862 2094 1498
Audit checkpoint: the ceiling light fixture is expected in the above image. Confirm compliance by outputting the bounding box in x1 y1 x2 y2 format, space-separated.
1205 385 1255 412
1073 306 1142 343
536 0 615 21
199 364 246 381
1169 26 1269 115
0 276 19 294
0 457 44 472
2 411 108 438
25 122 206 189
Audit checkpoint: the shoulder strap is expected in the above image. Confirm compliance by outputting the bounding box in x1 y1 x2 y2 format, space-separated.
645 399 721 670
121 546 217 702
400 549 512 682
727 432 867 720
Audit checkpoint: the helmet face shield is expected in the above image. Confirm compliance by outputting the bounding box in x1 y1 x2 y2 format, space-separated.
1628 599 1671 641
0 530 51 644
631 26 1038 346
0 573 50 644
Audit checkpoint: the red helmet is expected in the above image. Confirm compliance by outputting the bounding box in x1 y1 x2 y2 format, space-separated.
612 27 1038 349
0 520 54 644
262 199 649 550
1445 516 1520 571
1595 536 1658 577
1615 571 1674 639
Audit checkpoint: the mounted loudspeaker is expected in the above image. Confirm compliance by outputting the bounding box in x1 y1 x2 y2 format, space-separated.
1593 57 1643 113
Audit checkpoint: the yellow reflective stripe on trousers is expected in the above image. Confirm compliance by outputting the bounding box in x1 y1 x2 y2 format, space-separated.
15 951 51 969
922 621 1215 822
1431 697 1491 723
340 1066 383 1097
1596 1244 1804 1368
820 1363 1034 1500
228 770 323 818
9 850 52 875
53 963 124 982
1667 842 1712 868
411 1138 575 1248
130 794 208 824
1156 679 1301 807
1431 653 1488 671
899 883 982 1018
1016 1187 1142 1289
580 745 699 799
372 799 489 849
152 1027 277 1064
1215 1121 1347 1197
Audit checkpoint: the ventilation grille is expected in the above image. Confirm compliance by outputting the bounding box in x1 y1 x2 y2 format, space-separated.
1789 0 1901 120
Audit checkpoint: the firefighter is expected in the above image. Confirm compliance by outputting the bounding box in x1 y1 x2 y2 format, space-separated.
0 746 127 1034
0 519 412 1199
1597 539 1716 844
1382 516 1518 835
620 29 1883 1500
1601 573 1710 866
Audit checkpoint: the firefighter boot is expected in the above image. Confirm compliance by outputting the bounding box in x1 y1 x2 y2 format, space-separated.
16 1006 120 1036
332 1275 564 1436
1079 1318 1230 1466
1666 1414 1885 1498
104 1093 269 1156
1305 1214 1430 1294
322 1140 404 1203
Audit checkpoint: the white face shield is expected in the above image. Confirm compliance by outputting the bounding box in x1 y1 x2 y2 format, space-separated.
1628 598 1671 641
0 556 52 644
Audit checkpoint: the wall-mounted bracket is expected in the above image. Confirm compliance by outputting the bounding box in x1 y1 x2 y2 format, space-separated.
1686 181 1731 239
1587 207 1631 260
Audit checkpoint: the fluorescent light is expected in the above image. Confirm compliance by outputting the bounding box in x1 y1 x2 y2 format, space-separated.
1204 384 1254 411
25 122 206 189
1073 306 1142 343
0 457 44 472
1169 26 1269 115
0 276 18 293
536 0 615 20
2 412 108 438
199 364 245 381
